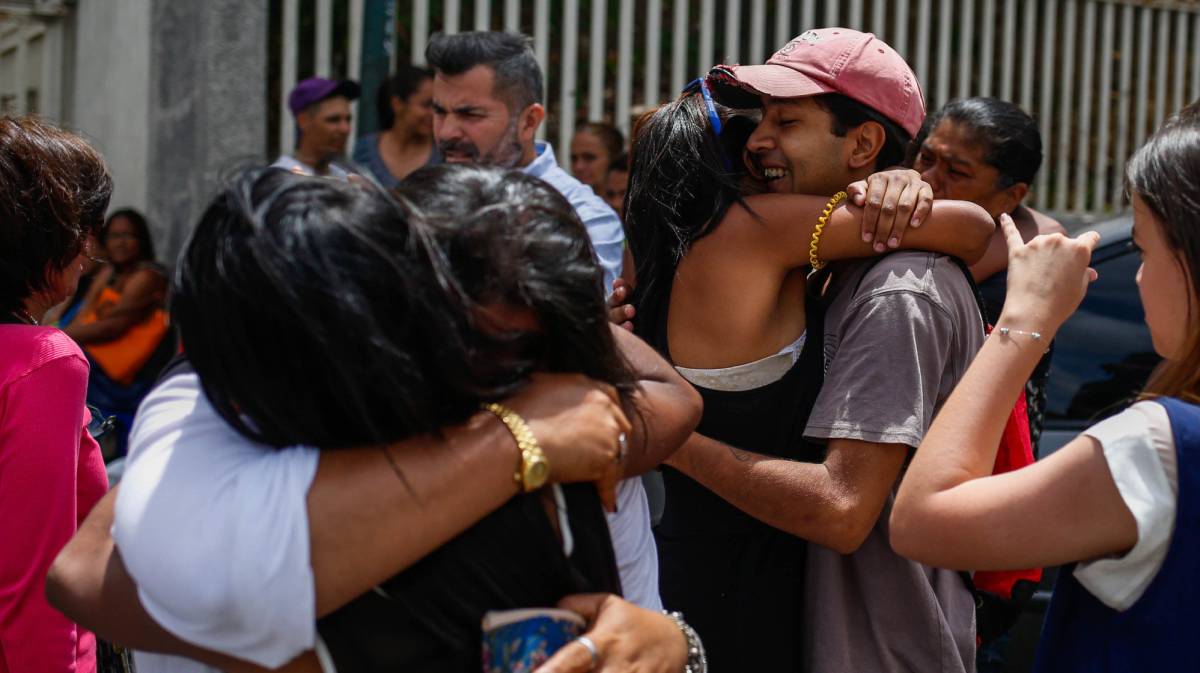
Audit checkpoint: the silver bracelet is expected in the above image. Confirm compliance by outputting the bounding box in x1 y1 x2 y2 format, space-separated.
996 326 1043 341
663 611 708 673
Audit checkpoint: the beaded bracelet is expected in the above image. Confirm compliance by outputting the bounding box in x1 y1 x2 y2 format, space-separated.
663 611 708 673
808 190 848 271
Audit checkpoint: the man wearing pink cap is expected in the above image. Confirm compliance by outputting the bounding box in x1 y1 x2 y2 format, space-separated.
664 29 981 672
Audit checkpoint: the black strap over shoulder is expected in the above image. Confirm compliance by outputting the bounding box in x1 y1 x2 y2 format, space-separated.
156 353 194 382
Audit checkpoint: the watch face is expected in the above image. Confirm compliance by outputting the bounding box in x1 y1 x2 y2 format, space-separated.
525 459 550 489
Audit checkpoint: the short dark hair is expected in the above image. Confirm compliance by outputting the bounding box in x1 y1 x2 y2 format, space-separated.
576 122 625 161
0 116 112 315
915 97 1043 188
426 31 543 111
102 208 156 263
812 94 913 170
608 152 628 173
376 65 433 130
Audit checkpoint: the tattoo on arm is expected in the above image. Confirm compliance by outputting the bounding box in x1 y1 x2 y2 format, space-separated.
729 446 753 462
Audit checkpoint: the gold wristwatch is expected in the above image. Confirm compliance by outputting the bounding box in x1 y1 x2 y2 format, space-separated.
483 402 549 492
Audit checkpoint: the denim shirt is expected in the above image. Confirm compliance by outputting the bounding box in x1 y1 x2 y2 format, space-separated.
522 142 624 291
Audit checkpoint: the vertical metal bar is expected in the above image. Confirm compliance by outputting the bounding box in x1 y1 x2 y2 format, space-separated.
979 0 995 96
534 0 549 139
1034 0 1056 209
893 0 910 59
936 0 952 108
413 0 430 65
645 0 662 107
1113 3 1135 211
751 0 767 64
316 0 333 77
282 0 299 154
560 0 580 155
958 0 974 98
348 0 364 142
872 0 886 38
1193 13 1200 105
1094 0 1114 213
671 0 689 94
801 0 816 33
1153 8 1168 130
849 0 864 29
1073 0 1094 214
825 0 838 26
700 0 715 72
1134 7 1151 184
1000 0 1016 101
915 0 931 91
589 0 607 121
725 0 741 64
444 0 461 34
1019 0 1034 112
777 0 793 47
1174 9 1187 116
475 0 491 30
505 0 521 32
1053 0 1075 213
617 0 634 134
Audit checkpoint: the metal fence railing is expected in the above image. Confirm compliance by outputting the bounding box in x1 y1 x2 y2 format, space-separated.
271 0 1200 218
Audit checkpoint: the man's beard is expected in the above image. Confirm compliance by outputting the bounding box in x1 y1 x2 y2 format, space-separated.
438 119 525 168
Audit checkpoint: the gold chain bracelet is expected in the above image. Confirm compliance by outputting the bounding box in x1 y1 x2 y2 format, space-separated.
808 190 848 271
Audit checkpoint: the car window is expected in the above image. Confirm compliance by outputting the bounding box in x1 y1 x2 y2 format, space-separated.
1044 243 1161 424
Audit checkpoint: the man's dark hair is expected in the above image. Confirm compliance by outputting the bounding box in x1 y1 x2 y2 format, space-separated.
425 31 543 111
0 116 113 316
912 97 1043 188
102 208 157 264
608 152 628 173
813 94 913 170
174 166 632 450
376 65 433 130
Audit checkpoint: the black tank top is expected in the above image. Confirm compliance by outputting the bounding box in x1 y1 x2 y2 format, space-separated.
648 280 827 672
317 484 621 672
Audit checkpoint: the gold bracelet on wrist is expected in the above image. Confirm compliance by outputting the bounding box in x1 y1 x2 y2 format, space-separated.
808 190 848 271
482 402 550 492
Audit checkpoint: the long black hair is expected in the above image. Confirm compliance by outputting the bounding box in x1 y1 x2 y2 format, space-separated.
398 164 637 398
625 88 753 343
102 208 156 263
174 166 633 450
1128 101 1200 403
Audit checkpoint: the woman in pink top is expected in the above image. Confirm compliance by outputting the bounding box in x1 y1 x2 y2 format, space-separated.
0 116 113 672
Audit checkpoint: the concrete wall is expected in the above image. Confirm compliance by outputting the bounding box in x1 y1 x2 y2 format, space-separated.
68 0 152 224
145 0 267 265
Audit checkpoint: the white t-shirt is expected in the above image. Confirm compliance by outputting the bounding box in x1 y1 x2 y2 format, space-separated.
116 372 660 671
1075 400 1179 610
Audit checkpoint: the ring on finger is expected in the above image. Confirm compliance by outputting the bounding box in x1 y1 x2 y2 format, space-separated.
616 432 628 463
575 635 600 668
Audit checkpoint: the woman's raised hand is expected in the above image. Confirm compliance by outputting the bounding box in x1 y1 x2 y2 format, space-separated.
535 594 689 673
505 373 631 511
998 213 1101 337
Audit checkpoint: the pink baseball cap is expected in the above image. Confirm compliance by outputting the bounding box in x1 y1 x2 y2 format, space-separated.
707 28 925 138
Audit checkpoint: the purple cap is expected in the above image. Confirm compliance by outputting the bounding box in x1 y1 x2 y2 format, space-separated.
287 77 361 117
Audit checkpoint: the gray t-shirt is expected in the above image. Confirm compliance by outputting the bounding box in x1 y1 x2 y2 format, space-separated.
803 251 985 673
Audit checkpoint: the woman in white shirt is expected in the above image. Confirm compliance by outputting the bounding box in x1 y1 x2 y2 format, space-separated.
891 104 1200 671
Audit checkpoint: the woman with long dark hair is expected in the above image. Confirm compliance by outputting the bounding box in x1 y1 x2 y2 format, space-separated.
0 116 112 673
352 65 440 187
624 76 995 669
51 165 703 673
892 103 1200 672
